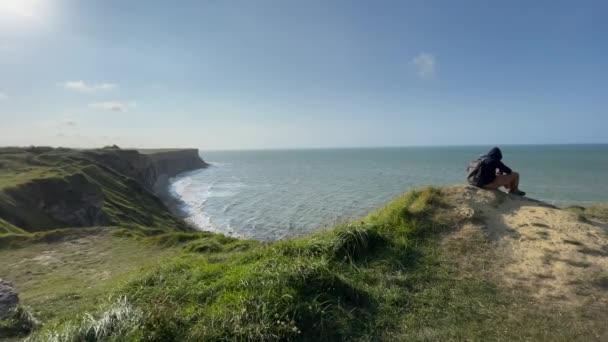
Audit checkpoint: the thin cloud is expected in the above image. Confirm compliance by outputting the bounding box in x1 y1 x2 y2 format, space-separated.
411 53 436 79
34 116 79 129
62 81 118 93
0 92 7 101
61 119 78 126
90 101 137 112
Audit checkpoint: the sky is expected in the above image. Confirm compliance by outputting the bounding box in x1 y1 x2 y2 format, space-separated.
0 0 607 150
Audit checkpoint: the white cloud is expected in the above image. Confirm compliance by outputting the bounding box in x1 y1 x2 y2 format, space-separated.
90 101 137 112
62 81 118 93
411 53 436 79
0 92 7 101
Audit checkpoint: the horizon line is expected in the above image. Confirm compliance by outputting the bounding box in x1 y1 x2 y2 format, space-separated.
2 142 607 152
197 142 608 153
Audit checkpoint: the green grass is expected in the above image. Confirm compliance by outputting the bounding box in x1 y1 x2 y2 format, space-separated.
0 227 106 249
0 218 25 234
0 305 36 339
0 147 189 233
0 228 186 329
23 187 606 341
564 204 608 223
0 167 68 190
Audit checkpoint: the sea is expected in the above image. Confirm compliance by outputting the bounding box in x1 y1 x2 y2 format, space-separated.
170 145 608 241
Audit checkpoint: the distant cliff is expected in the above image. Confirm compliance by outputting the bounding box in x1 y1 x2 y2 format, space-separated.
0 146 207 233
82 148 208 195
145 149 209 194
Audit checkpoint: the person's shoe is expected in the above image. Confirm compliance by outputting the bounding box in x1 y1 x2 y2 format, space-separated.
510 190 526 196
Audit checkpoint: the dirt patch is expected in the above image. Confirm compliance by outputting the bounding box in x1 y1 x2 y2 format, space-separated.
443 185 608 309
31 252 61 267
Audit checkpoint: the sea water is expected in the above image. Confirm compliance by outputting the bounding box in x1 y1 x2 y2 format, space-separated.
170 145 608 241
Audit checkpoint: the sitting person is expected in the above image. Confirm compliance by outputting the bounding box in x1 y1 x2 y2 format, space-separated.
467 147 525 196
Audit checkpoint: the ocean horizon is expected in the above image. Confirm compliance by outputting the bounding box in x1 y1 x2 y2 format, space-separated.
171 144 608 241
196 143 608 153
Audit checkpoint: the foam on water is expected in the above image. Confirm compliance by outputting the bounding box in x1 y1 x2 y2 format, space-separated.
170 145 608 241
170 167 245 237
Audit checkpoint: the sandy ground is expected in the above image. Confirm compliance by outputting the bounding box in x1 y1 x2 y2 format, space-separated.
443 185 608 309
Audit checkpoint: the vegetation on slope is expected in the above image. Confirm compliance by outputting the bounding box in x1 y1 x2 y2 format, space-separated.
0 218 24 234
23 187 606 341
564 204 608 223
0 147 188 233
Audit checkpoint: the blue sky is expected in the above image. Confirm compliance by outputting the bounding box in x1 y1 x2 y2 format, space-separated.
0 0 606 149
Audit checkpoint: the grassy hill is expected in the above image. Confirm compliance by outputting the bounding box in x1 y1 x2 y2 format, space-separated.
0 147 189 234
1 148 606 341
0 187 603 341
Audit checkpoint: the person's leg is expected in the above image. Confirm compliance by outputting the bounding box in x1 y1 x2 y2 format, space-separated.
483 174 509 190
507 172 520 193
484 173 523 195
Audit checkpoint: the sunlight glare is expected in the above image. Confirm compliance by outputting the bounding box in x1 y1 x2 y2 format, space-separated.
0 0 48 19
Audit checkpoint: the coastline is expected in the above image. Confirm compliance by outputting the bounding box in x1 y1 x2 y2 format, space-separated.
155 169 202 223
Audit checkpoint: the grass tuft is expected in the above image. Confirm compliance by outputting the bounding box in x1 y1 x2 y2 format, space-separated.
29 297 141 342
330 223 385 263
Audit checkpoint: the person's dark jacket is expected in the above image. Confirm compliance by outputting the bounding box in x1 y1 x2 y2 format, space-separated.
477 147 512 186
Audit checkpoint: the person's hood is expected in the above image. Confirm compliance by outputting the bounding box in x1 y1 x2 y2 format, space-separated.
481 147 502 160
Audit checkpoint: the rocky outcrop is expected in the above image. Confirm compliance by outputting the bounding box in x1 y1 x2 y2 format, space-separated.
0 279 35 338
0 279 18 320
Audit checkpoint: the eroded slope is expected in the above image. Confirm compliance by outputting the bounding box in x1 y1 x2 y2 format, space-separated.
444 185 608 309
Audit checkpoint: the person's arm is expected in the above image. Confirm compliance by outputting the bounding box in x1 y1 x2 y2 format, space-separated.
497 161 512 175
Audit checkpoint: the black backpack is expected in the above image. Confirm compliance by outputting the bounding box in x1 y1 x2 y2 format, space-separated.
466 159 484 187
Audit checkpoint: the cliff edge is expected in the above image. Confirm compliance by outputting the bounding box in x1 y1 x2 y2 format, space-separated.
0 146 207 233
443 185 608 310
82 147 207 194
